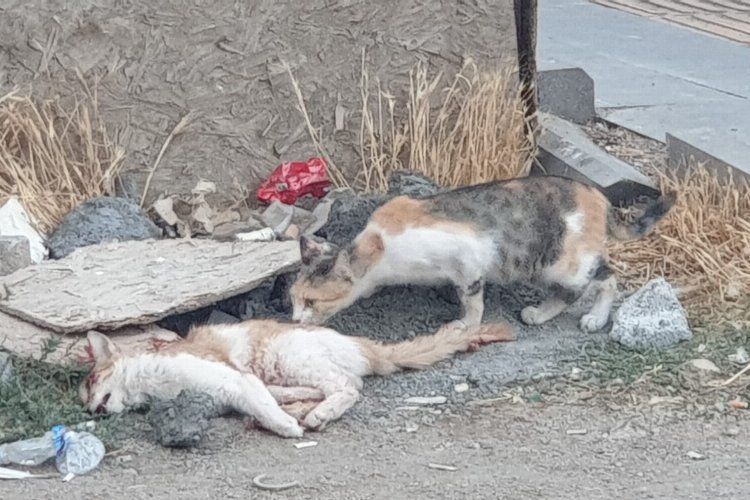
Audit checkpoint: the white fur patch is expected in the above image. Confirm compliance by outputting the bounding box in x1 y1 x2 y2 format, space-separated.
564 211 585 234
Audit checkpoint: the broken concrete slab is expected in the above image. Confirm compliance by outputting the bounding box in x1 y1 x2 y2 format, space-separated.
666 133 750 182
0 239 300 334
0 310 179 366
534 113 657 199
0 236 31 277
538 68 596 125
260 201 313 235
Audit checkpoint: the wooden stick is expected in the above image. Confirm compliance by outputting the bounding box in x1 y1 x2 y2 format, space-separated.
722 362 750 386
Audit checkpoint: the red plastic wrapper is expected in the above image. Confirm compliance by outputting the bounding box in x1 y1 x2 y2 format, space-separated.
256 157 331 205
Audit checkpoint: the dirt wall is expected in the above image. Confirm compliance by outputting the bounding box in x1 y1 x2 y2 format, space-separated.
1 0 518 206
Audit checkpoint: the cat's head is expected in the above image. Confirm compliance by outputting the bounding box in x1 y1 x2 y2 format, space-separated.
79 331 129 415
289 235 362 324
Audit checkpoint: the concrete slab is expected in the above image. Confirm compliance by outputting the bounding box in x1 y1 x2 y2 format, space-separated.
538 68 596 124
538 0 750 176
535 112 656 193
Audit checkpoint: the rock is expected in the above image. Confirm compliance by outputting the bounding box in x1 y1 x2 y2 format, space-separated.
0 352 13 385
47 197 161 259
147 390 220 448
537 68 596 125
0 236 31 276
686 451 706 460
387 170 442 198
206 309 240 325
689 358 721 374
303 197 334 236
404 396 447 405
609 278 692 350
729 347 749 365
453 383 469 393
260 201 312 235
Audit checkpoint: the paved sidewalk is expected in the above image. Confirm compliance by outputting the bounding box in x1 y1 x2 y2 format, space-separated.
538 0 750 175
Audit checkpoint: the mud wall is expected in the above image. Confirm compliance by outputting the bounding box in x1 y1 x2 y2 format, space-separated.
1 0 519 205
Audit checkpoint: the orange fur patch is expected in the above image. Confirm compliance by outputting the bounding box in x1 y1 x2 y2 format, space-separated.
370 196 477 235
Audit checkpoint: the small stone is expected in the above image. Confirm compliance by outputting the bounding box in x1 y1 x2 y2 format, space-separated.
722 427 740 437
405 423 419 433
261 201 312 235
570 367 583 381
148 390 219 448
566 429 588 435
404 396 447 405
0 352 13 385
686 451 706 460
610 278 692 350
206 309 240 325
0 236 31 276
303 197 334 236
689 358 720 374
453 383 469 393
293 441 318 449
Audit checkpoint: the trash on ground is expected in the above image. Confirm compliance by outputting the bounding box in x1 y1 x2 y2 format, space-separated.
257 157 331 205
729 347 749 365
293 441 318 449
729 399 748 410
0 197 46 263
427 463 458 471
404 396 447 405
686 451 706 460
235 228 277 242
0 466 56 480
0 425 105 476
566 429 587 435
453 383 469 393
252 473 299 491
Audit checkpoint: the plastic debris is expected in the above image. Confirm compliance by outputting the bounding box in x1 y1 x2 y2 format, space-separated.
0 425 105 477
257 157 331 205
0 197 47 263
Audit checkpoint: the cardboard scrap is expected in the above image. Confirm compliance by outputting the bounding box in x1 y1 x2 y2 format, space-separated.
0 310 179 366
0 239 300 334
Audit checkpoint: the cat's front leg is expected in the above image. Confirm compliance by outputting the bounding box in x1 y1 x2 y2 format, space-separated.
230 374 305 438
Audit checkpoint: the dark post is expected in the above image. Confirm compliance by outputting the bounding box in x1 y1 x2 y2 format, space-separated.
514 0 538 145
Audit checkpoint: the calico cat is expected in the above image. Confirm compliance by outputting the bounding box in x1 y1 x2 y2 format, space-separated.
290 175 675 332
80 320 513 438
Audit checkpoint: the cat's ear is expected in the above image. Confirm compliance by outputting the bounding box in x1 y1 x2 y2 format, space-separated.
299 235 337 266
86 331 120 362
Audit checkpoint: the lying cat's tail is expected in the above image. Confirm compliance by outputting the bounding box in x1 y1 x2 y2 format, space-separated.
606 191 677 242
354 323 514 376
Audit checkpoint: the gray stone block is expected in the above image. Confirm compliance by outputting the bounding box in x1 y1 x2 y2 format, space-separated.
666 133 750 183
0 235 32 276
534 113 657 201
47 197 162 259
147 390 220 448
538 68 596 125
610 278 692 351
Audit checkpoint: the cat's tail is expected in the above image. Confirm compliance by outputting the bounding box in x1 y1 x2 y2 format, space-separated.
606 191 677 242
354 323 514 376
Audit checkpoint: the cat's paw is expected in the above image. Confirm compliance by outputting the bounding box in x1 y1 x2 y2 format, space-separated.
521 306 544 325
579 313 608 333
302 411 329 432
271 415 305 438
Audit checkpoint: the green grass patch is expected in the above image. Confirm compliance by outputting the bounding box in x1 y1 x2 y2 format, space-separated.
0 353 134 447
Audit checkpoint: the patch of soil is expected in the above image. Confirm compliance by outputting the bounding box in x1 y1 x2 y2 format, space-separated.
4 399 748 499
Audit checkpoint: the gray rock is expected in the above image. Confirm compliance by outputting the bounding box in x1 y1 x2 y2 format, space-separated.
260 201 313 235
206 309 240 325
0 352 13 385
147 390 220 448
387 170 443 198
47 197 161 259
0 236 31 276
212 219 266 242
610 278 692 350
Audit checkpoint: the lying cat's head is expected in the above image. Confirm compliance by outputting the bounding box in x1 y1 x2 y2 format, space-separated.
290 235 359 324
79 331 129 415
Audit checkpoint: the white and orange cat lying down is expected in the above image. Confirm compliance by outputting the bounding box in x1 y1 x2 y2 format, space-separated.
80 319 513 438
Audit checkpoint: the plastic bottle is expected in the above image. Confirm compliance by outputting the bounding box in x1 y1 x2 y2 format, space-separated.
0 425 105 475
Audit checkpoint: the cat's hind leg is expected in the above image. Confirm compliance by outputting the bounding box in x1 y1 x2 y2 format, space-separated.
286 364 362 431
266 385 325 404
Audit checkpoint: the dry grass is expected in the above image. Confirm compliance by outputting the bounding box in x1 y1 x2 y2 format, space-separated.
0 86 125 233
357 57 537 192
610 164 750 327
286 55 536 192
